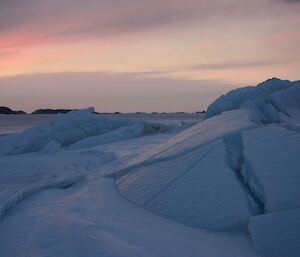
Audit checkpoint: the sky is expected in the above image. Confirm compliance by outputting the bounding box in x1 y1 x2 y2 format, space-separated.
0 0 299 112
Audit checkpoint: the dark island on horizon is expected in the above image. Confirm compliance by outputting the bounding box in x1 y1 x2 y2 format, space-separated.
0 107 26 115
0 107 206 115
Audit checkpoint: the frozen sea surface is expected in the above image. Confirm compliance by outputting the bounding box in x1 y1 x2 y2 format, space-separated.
0 78 299 257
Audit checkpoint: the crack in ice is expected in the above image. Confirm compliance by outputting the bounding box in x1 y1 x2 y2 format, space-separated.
223 132 265 215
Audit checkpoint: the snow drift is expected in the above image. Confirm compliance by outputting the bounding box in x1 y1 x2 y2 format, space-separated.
4 108 167 155
113 78 300 256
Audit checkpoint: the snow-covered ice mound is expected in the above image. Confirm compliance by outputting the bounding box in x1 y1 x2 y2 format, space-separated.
113 78 300 256
4 108 167 155
206 77 300 123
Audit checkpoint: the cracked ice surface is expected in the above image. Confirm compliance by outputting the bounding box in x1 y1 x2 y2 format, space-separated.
115 110 262 231
112 109 261 178
115 78 300 257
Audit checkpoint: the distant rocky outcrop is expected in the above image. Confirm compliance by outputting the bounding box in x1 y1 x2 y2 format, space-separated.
0 107 26 114
32 109 75 114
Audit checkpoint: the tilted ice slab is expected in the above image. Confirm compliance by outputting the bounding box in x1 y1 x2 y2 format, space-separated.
206 78 300 123
118 139 257 230
113 109 261 178
114 109 262 231
242 126 300 213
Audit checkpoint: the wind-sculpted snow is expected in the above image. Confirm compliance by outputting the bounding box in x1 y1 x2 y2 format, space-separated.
0 173 84 220
0 148 116 223
206 78 300 123
4 108 167 155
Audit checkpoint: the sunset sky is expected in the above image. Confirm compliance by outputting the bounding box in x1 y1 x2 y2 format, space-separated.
0 0 299 112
